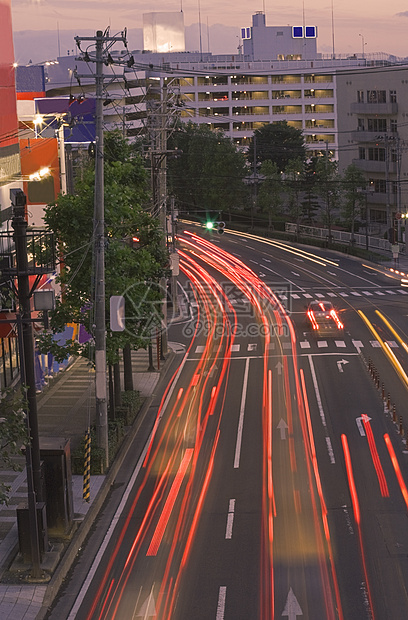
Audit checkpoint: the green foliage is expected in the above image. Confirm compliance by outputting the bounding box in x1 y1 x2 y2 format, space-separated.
39 131 168 364
248 121 306 171
0 387 29 505
257 160 283 224
340 164 366 232
167 122 248 216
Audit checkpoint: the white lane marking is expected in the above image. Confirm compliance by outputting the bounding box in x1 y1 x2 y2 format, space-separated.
370 341 381 348
398 289 408 295
317 340 328 348
291 271 300 277
326 437 335 464
68 428 153 618
247 343 257 351
335 340 346 348
350 291 361 296
339 292 348 297
259 263 304 292
234 358 250 468
352 340 363 350
195 345 205 353
216 586 227 620
374 291 385 295
300 341 311 349
225 499 236 539
385 290 397 295
291 293 301 299
303 293 313 298
315 293 325 298
386 341 398 348
362 291 373 296
231 344 240 352
327 292 337 297
307 355 327 427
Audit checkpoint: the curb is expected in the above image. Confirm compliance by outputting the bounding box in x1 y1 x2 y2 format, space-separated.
36 349 176 619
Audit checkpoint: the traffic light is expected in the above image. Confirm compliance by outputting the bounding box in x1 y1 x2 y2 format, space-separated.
217 221 225 235
205 221 214 230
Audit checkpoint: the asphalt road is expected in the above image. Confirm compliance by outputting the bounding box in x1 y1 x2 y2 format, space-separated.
47 226 408 620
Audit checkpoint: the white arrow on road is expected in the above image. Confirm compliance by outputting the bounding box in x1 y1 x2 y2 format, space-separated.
337 359 349 373
356 414 372 436
277 418 289 440
136 589 157 617
276 361 283 375
282 587 303 618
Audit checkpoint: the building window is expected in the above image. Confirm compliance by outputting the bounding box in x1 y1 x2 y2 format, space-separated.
390 90 397 103
367 118 387 132
357 90 364 103
368 147 386 161
358 147 366 160
390 119 397 132
357 118 365 131
367 90 386 103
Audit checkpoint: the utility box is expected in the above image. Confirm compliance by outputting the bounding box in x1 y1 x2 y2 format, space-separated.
17 502 48 563
40 437 74 536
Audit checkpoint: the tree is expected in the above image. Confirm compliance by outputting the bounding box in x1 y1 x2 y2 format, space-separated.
257 160 283 227
0 387 28 504
301 157 321 224
39 131 168 380
313 154 341 245
167 122 248 218
284 158 305 239
247 121 306 171
341 164 366 242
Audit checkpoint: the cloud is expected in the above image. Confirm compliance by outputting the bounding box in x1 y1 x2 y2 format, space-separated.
395 11 408 18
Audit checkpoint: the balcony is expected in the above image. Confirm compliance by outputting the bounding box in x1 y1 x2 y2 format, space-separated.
352 159 398 174
350 102 398 115
351 130 398 143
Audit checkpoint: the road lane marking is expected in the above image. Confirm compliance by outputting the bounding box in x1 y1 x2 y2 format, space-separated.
234 357 250 469
307 355 327 427
225 499 236 539
216 586 227 620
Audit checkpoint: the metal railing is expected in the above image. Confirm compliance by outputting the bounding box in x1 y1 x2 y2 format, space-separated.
285 222 396 253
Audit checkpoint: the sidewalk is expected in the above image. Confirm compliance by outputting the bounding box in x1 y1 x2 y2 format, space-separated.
0 347 164 620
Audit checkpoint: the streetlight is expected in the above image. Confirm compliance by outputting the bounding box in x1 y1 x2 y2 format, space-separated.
359 34 366 59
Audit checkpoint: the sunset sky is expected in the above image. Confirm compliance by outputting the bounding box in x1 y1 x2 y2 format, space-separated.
10 0 408 58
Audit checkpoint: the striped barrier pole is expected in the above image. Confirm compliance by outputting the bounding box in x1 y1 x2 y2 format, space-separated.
83 428 91 502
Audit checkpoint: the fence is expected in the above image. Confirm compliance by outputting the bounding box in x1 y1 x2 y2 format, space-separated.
284 222 397 253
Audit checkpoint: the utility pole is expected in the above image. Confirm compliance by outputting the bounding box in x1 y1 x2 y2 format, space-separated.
75 29 127 468
93 31 108 468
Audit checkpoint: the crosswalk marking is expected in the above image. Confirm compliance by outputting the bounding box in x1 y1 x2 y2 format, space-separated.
374 291 385 295
362 291 373 296
385 290 397 295
193 339 399 355
303 293 313 299
315 293 325 298
327 292 337 297
339 292 348 297
350 292 361 296
398 289 408 295
292 294 301 299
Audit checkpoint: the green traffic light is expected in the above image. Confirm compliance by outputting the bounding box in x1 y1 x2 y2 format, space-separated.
206 221 214 229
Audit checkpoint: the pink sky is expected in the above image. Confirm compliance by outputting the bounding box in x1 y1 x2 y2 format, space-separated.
10 1 408 58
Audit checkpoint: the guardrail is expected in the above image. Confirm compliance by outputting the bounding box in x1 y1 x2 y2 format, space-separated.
284 222 399 253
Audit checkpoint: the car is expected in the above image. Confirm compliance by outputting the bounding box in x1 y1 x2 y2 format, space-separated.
306 300 344 335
